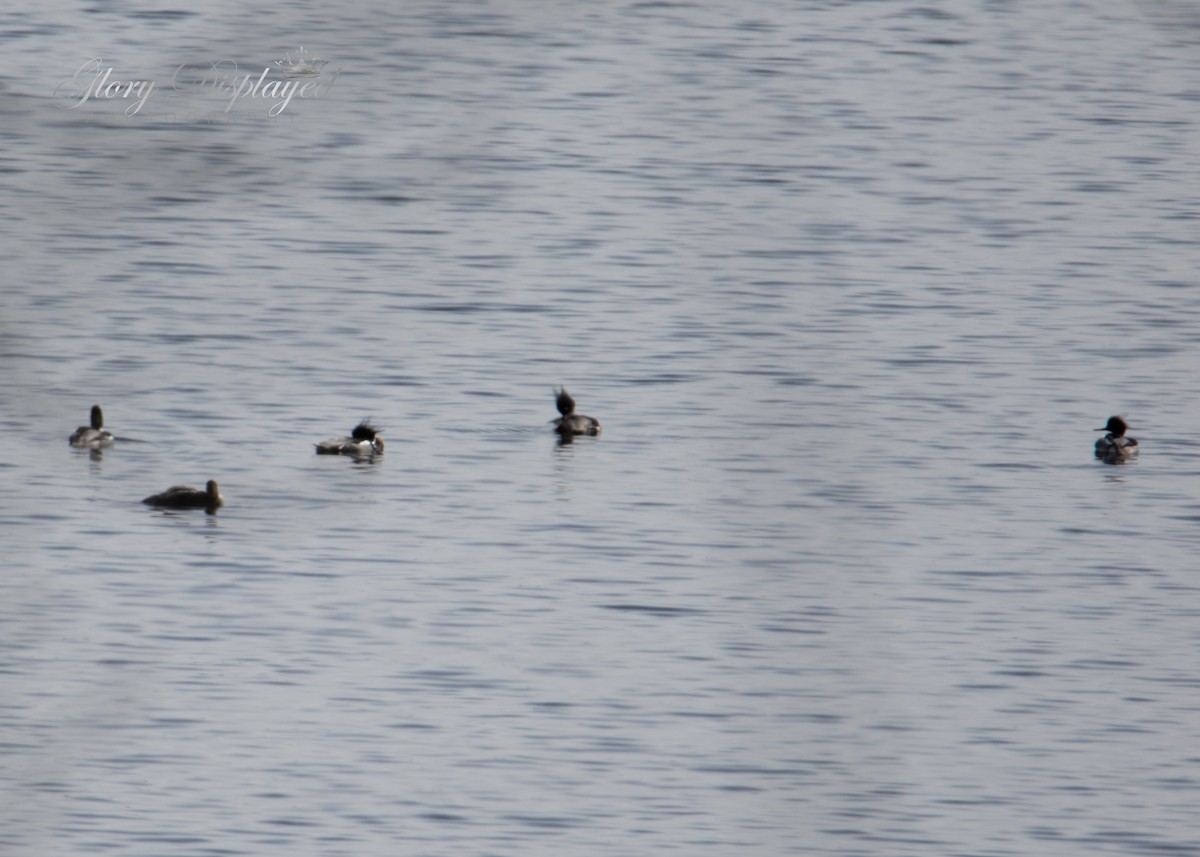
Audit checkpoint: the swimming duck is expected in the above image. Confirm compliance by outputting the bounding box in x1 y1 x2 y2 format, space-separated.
68 404 115 448
553 387 600 437
315 420 384 457
1094 415 1139 462
142 480 224 513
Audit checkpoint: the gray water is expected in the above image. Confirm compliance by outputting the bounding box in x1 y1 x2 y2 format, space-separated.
3 1 1200 855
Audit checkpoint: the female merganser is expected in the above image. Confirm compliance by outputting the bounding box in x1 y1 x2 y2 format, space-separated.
1094 415 1139 462
143 479 224 513
68 405 115 448
315 420 384 457
553 387 600 437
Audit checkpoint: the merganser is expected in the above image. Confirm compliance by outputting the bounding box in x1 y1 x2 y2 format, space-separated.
1094 415 1139 462
552 387 600 437
316 420 384 457
68 405 115 448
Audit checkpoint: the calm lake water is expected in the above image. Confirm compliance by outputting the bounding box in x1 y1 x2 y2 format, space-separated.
4 2 1200 855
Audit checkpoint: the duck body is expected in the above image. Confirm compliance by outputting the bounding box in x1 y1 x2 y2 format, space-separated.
316 421 384 457
69 405 115 448
556 413 602 436
1094 416 1139 462
553 387 600 437
143 479 223 513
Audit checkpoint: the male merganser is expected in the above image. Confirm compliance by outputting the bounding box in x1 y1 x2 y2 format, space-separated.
316 420 384 457
1094 415 1139 462
68 405 115 448
553 387 600 437
143 479 224 513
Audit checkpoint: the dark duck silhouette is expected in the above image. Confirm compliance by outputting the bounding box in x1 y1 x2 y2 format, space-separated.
316 420 385 457
552 388 600 437
143 480 224 513
69 404 115 448
1094 415 1139 463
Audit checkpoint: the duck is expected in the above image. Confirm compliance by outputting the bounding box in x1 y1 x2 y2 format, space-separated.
552 387 600 437
1094 415 1139 462
315 420 384 457
68 404 115 448
142 480 224 513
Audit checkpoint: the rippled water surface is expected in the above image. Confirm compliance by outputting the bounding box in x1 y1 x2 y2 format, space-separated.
4 2 1200 855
